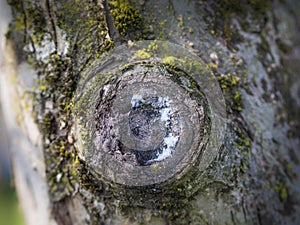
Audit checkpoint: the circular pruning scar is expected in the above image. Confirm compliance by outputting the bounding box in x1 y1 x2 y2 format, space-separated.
74 41 226 187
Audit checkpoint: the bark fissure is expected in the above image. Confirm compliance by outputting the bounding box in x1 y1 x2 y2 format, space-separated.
101 0 123 45
45 0 58 52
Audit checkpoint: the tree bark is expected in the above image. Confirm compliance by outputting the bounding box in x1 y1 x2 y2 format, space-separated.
1 0 300 224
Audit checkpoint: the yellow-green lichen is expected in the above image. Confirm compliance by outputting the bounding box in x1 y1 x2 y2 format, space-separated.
163 56 204 74
163 56 179 66
134 49 151 59
147 40 159 52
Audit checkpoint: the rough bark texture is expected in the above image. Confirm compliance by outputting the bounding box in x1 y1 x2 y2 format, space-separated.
1 0 300 225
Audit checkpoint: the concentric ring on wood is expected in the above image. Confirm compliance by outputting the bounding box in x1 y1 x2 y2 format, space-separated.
74 41 226 187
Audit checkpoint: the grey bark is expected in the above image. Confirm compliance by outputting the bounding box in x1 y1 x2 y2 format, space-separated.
1 0 300 225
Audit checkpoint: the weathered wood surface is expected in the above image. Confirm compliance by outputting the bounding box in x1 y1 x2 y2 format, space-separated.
0 0 299 224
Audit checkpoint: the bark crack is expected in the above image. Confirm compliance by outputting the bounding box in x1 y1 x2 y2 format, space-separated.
45 0 59 52
100 0 123 46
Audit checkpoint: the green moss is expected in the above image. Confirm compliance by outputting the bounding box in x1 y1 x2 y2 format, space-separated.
274 180 290 201
216 72 244 112
41 112 57 137
234 125 251 150
233 91 243 112
109 0 143 38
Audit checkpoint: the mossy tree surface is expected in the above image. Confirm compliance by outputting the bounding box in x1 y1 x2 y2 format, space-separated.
4 0 300 224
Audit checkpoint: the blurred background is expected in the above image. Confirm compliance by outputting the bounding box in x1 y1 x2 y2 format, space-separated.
0 100 25 225
0 0 24 223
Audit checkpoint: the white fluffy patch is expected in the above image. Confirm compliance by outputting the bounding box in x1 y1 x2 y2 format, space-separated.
160 108 171 121
153 134 178 162
131 94 143 107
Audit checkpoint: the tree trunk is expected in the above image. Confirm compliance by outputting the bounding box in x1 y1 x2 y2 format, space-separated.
1 0 300 224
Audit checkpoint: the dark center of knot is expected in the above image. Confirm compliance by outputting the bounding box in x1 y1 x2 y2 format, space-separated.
129 108 160 139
